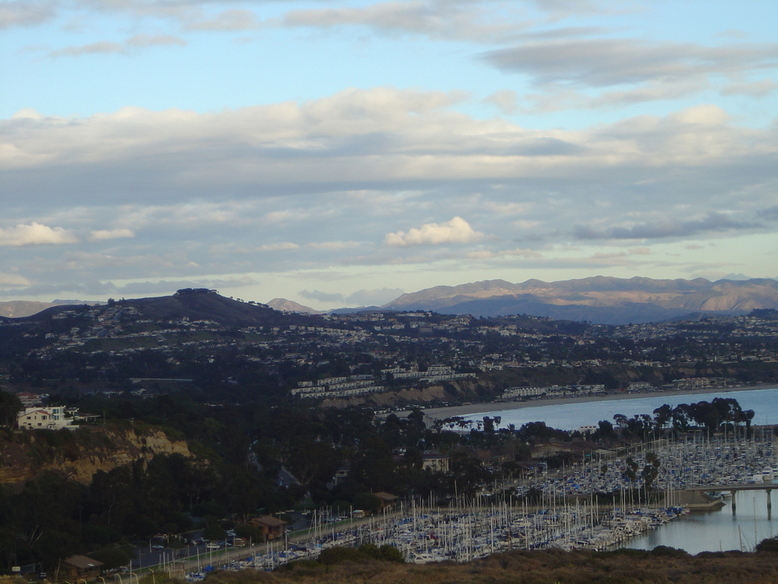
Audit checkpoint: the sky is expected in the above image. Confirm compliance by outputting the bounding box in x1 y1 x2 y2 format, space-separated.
1 0 777 310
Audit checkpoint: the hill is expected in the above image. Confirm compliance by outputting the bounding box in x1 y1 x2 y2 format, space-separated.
266 298 321 313
0 288 319 370
381 276 778 324
0 422 194 487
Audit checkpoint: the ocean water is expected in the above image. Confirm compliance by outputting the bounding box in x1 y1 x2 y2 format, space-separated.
464 387 778 431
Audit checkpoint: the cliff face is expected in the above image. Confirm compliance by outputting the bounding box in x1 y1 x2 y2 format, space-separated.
0 423 194 488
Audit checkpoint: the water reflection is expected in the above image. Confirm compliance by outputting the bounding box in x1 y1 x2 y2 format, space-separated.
627 489 778 553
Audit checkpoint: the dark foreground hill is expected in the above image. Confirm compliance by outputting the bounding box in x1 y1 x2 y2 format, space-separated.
163 547 778 584
381 276 778 324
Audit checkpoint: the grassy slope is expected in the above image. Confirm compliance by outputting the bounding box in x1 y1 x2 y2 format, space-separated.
200 548 778 584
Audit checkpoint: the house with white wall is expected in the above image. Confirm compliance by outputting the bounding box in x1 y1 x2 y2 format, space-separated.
16 406 75 430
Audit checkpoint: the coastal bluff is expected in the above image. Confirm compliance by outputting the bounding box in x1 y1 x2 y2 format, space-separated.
0 422 194 488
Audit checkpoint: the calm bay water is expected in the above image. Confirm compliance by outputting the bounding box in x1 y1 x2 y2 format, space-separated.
464 386 778 552
465 387 778 431
627 488 778 553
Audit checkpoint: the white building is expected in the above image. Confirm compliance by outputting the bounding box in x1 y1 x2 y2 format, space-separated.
17 406 75 430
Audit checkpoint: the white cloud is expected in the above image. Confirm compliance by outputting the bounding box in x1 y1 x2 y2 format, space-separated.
0 0 55 29
49 34 186 58
89 228 135 241
50 41 125 58
0 222 78 246
282 0 530 44
385 216 484 247
482 39 778 88
721 79 777 97
484 90 518 114
466 247 543 260
305 241 362 250
258 242 299 252
0 271 32 286
184 9 261 31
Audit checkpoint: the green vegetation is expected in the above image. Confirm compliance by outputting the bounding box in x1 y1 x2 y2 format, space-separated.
187 547 778 584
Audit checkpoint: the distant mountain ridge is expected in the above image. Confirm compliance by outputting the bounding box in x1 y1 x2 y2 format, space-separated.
0 300 98 318
266 298 321 314
380 276 778 324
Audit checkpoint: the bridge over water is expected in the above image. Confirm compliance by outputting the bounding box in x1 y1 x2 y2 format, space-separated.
686 484 777 515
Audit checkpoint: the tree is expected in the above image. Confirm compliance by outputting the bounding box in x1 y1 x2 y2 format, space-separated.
0 389 22 428
652 404 673 434
641 452 660 502
353 493 382 514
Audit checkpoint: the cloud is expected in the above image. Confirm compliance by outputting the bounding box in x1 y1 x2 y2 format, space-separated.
89 228 134 241
481 38 778 94
0 0 55 29
721 79 777 97
299 289 346 303
484 90 518 114
0 222 78 246
297 287 405 306
385 217 484 247
282 0 530 44
49 34 185 57
347 287 404 306
183 9 261 32
115 277 256 295
466 247 543 260
258 242 299 252
760 206 778 220
0 271 32 286
50 41 125 58
2 91 776 284
127 34 187 48
305 241 361 251
574 212 761 241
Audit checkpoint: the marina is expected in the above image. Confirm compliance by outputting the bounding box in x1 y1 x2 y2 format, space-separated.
117 388 778 581
177 428 778 579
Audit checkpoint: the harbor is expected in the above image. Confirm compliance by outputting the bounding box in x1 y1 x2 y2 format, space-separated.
170 429 778 579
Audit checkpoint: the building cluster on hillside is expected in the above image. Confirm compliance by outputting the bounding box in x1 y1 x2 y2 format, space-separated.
501 384 606 400
4 299 777 405
291 365 477 399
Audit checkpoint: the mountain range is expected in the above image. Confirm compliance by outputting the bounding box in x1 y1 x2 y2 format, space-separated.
378 276 778 324
2 277 777 325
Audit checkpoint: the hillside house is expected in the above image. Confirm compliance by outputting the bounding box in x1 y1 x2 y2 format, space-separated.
16 406 75 430
422 453 450 473
61 555 103 581
373 491 399 511
249 516 288 540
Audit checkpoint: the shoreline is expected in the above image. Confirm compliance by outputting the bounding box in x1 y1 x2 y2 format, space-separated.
422 384 777 421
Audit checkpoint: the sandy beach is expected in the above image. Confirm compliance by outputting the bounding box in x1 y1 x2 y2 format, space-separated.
421 384 777 421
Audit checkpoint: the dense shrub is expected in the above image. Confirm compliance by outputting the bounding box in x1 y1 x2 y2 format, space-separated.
316 544 404 565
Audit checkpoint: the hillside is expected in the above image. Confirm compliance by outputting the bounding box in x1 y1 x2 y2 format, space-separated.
152 547 778 584
0 422 195 488
382 276 778 324
0 288 314 355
